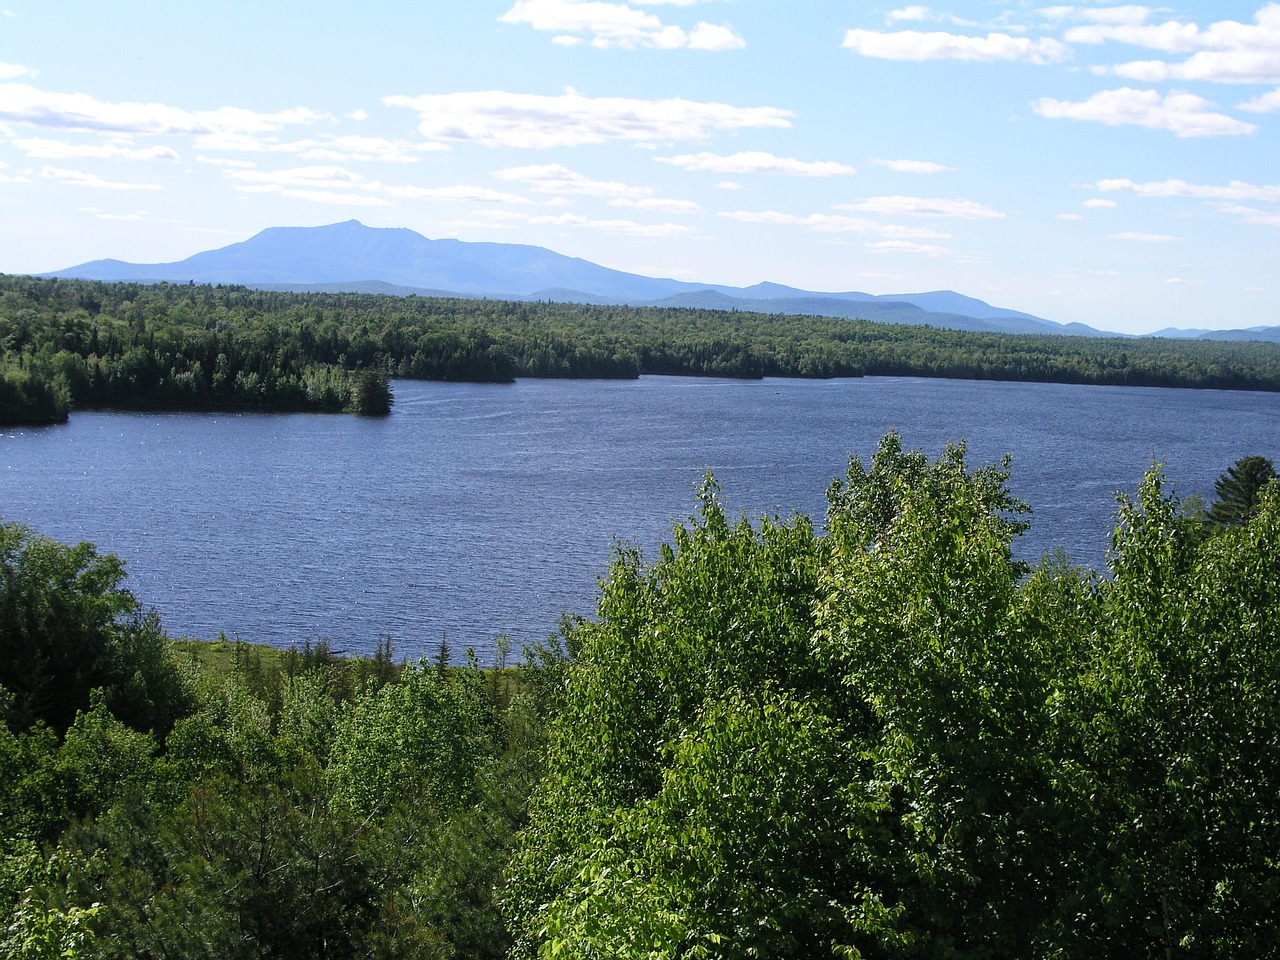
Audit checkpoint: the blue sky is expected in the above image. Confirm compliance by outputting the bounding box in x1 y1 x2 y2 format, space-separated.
2 2 1278 334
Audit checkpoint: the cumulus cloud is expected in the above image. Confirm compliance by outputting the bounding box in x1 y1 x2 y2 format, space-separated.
0 83 331 136
196 155 257 168
842 28 1067 63
718 208 950 238
1239 88 1280 112
1071 6 1280 84
608 196 705 214
1039 6 1153 26
12 138 180 161
528 211 696 236
1032 87 1256 136
383 88 791 149
889 6 930 23
1094 177 1280 201
1218 203 1280 226
654 150 855 176
498 0 745 50
836 195 1005 219
223 165 531 207
1082 198 1118 208
870 158 955 174
41 166 164 190
865 239 954 255
0 60 33 79
1110 231 1177 241
493 162 652 198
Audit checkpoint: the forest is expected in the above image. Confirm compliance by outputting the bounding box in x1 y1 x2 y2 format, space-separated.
3 439 1279 958
5 275 1280 425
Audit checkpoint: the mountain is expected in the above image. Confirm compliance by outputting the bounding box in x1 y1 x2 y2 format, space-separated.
45 219 1111 336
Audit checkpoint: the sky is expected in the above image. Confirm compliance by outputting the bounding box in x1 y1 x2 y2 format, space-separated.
2 2 1279 335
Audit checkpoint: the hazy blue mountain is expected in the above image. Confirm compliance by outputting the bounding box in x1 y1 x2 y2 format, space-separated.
1195 327 1280 343
45 219 1125 336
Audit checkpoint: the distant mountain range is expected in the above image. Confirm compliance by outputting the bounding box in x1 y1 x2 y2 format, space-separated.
42 220 1280 341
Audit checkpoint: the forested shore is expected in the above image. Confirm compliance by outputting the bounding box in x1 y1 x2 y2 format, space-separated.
5 275 1280 425
3 441 1279 958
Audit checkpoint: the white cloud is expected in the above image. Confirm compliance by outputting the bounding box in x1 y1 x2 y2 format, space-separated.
12 138 180 161
1111 51 1280 85
528 211 695 236
1066 6 1280 53
1110 231 1177 241
608 196 705 214
718 208 950 238
498 0 744 50
842 28 1067 63
0 82 331 136
389 184 535 203
836 195 1004 219
1032 88 1256 137
655 150 855 176
1069 6 1280 84
41 166 164 190
188 132 446 162
1082 198 1118 208
889 6 930 23
715 180 743 190
283 136 447 163
1239 87 1280 112
870 157 954 174
493 162 652 197
383 89 792 149
197 155 257 168
224 165 531 207
1218 202 1280 227
865 239 954 256
1094 177 1280 201
79 208 183 224
1040 6 1153 26
0 60 32 79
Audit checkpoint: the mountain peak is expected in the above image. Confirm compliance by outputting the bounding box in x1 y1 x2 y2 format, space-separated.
40 220 1132 337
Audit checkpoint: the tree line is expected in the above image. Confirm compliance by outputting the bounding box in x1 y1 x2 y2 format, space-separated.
3 444 1279 957
5 275 1280 424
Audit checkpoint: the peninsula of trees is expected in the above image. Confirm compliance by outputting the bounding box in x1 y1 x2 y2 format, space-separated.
4 275 1280 425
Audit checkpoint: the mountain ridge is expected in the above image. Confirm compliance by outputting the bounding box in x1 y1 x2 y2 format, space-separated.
44 219 1277 341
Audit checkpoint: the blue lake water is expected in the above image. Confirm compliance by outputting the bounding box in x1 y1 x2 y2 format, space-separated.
2 376 1277 662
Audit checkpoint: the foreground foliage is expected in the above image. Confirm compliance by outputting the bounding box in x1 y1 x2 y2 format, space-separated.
504 435 1280 959
3 436 1279 958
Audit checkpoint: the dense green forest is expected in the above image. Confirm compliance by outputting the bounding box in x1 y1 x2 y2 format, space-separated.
5 274 1280 425
3 440 1279 958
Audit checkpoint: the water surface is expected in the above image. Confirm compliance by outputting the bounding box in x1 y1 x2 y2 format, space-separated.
3 376 1276 660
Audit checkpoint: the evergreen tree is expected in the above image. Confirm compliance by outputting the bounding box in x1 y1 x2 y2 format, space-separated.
1208 455 1276 525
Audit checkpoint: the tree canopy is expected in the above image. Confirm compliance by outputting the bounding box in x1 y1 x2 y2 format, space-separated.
3 437 1280 958
7 274 1280 424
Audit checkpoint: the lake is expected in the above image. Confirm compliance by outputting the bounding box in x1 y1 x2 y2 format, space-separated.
2 376 1277 662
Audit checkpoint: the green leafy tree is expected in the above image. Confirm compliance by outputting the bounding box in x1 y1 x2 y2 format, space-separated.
1061 471 1280 956
0 522 191 735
